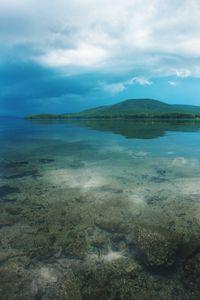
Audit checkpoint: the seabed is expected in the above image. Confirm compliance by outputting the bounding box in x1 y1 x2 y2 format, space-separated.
1 119 200 299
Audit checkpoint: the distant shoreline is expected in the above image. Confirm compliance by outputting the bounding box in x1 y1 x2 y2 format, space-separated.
25 113 200 121
25 98 200 121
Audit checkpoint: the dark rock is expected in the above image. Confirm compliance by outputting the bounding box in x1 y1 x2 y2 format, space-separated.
0 198 17 204
150 176 167 183
68 159 85 169
81 257 142 300
60 232 89 259
100 186 123 194
0 185 20 198
142 174 167 183
146 195 163 205
31 234 54 258
4 161 29 168
179 236 200 260
62 272 82 300
182 252 200 297
39 158 55 164
0 269 32 300
0 222 12 229
96 218 129 234
5 206 21 215
4 170 40 179
132 226 179 270
155 168 166 176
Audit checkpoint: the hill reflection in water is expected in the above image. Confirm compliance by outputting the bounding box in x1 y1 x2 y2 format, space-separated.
28 119 200 139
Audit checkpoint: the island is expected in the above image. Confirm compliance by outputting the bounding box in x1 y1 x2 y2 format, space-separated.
25 99 200 120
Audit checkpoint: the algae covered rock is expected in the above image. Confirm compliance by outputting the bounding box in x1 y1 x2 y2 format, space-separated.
182 252 200 294
0 265 82 300
31 267 82 300
96 218 128 233
80 254 187 300
81 256 142 300
0 268 33 300
133 226 179 269
32 234 54 258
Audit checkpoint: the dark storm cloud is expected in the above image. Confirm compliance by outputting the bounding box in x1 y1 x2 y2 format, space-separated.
0 61 97 115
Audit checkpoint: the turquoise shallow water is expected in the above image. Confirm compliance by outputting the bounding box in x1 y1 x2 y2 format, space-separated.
1 117 200 299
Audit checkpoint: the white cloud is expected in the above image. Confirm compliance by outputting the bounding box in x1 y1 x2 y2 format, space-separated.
128 77 152 86
176 69 191 78
100 76 152 94
1 0 200 76
168 81 178 86
38 43 108 68
100 82 126 94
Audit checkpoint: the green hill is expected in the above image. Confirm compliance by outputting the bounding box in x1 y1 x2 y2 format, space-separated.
26 99 200 120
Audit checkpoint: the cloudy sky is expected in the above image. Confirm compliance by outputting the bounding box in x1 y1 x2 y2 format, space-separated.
0 0 200 115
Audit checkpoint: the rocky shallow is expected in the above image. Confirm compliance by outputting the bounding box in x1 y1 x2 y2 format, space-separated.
1 153 200 300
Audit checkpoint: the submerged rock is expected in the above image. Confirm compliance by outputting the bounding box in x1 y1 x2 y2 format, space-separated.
155 168 166 176
81 256 142 300
141 174 167 183
4 170 40 179
39 158 55 164
182 252 200 296
0 268 32 300
4 161 29 168
0 266 81 300
31 267 81 300
132 226 179 270
67 159 85 169
31 234 54 258
96 218 129 233
80 255 188 300
0 198 17 204
0 185 20 198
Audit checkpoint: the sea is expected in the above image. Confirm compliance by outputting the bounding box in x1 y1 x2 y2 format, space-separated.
1 117 200 299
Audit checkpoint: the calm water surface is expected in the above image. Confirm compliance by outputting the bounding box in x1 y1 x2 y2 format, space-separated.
1 118 200 299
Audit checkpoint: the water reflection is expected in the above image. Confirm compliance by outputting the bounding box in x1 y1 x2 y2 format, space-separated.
28 119 200 139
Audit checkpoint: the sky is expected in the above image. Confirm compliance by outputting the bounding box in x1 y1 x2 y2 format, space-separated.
0 0 200 116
